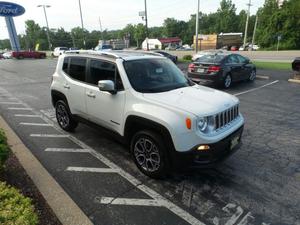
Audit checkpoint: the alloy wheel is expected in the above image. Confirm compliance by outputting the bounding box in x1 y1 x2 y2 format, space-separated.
249 70 256 81
224 75 232 88
56 104 70 128
134 138 161 172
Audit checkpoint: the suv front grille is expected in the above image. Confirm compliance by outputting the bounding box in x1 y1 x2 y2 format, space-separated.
215 105 239 130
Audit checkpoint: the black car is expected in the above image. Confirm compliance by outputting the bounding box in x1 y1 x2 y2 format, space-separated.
187 53 256 88
154 50 177 64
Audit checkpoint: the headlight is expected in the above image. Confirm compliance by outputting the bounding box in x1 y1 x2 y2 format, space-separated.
198 116 215 133
197 117 208 132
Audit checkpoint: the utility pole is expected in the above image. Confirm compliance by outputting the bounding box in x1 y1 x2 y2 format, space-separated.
78 0 86 48
37 5 52 50
144 0 149 50
195 0 200 53
98 17 105 41
251 14 258 50
243 0 252 49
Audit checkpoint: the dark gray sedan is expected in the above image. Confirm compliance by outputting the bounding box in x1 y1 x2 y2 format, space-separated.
187 53 256 88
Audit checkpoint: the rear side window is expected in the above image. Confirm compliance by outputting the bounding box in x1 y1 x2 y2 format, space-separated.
69 58 86 82
62 57 69 73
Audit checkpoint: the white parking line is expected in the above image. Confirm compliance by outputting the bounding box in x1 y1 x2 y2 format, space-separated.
5 93 205 225
66 167 119 173
223 204 244 225
20 122 53 127
45 148 91 153
0 102 23 104
234 80 279 96
8 107 32 110
39 116 205 225
15 114 42 118
30 134 69 138
100 197 163 207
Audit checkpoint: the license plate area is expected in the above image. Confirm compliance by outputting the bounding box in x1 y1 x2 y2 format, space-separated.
230 135 240 150
197 68 205 73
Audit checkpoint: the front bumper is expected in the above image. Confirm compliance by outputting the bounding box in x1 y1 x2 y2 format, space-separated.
170 125 244 169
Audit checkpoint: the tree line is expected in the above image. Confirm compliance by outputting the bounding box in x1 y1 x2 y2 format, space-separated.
0 0 299 51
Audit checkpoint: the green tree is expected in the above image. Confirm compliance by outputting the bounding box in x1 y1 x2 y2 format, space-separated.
133 23 146 47
24 20 42 50
214 0 238 33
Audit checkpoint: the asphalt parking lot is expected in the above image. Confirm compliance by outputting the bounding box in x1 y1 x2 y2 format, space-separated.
0 59 299 225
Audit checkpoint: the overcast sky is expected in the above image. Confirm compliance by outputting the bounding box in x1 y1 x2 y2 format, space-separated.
0 0 264 39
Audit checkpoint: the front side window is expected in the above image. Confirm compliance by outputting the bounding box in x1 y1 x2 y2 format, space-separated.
87 60 123 90
236 55 247 64
68 58 86 82
123 58 193 93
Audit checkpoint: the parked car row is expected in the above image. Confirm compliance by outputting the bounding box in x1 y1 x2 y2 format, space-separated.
0 51 46 59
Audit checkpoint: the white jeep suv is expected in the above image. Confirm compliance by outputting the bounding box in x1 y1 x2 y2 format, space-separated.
50 51 244 178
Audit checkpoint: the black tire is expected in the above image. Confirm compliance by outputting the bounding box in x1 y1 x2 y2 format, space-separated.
55 100 78 132
223 74 232 88
248 69 256 81
130 130 169 179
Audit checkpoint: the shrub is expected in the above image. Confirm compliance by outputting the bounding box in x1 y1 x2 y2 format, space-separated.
183 55 192 61
0 182 38 225
0 129 9 171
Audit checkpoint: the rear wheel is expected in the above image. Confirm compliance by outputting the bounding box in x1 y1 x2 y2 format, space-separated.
131 130 169 179
55 100 78 132
223 74 232 88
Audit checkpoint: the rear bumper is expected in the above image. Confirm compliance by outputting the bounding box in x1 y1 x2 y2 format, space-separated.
170 125 244 169
188 72 222 85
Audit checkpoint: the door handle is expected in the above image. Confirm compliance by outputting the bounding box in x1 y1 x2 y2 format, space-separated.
86 92 96 98
63 84 70 89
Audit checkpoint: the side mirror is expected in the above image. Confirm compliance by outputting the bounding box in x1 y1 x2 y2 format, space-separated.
98 80 117 94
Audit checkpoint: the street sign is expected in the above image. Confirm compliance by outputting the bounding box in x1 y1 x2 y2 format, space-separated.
0 1 25 17
139 11 145 17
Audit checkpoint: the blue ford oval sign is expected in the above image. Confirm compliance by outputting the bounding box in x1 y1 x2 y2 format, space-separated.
0 1 25 17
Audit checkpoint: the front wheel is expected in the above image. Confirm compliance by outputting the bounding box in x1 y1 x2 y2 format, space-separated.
249 70 256 81
223 74 232 88
131 130 169 179
55 100 78 132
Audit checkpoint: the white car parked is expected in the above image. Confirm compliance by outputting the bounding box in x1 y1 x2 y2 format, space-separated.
52 47 69 57
50 51 244 178
2 51 12 59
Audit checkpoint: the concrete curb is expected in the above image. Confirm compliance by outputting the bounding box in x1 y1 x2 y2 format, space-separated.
288 79 300 84
256 75 270 80
0 116 93 225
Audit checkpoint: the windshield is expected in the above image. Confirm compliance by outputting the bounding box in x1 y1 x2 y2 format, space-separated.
123 58 193 93
196 54 225 63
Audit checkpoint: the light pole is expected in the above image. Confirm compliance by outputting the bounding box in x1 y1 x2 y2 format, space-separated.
195 0 200 53
98 16 105 41
37 5 52 50
251 14 258 50
78 0 86 48
144 0 149 50
243 0 252 49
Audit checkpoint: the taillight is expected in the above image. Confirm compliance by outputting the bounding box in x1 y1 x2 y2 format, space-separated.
188 63 195 72
207 65 220 73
